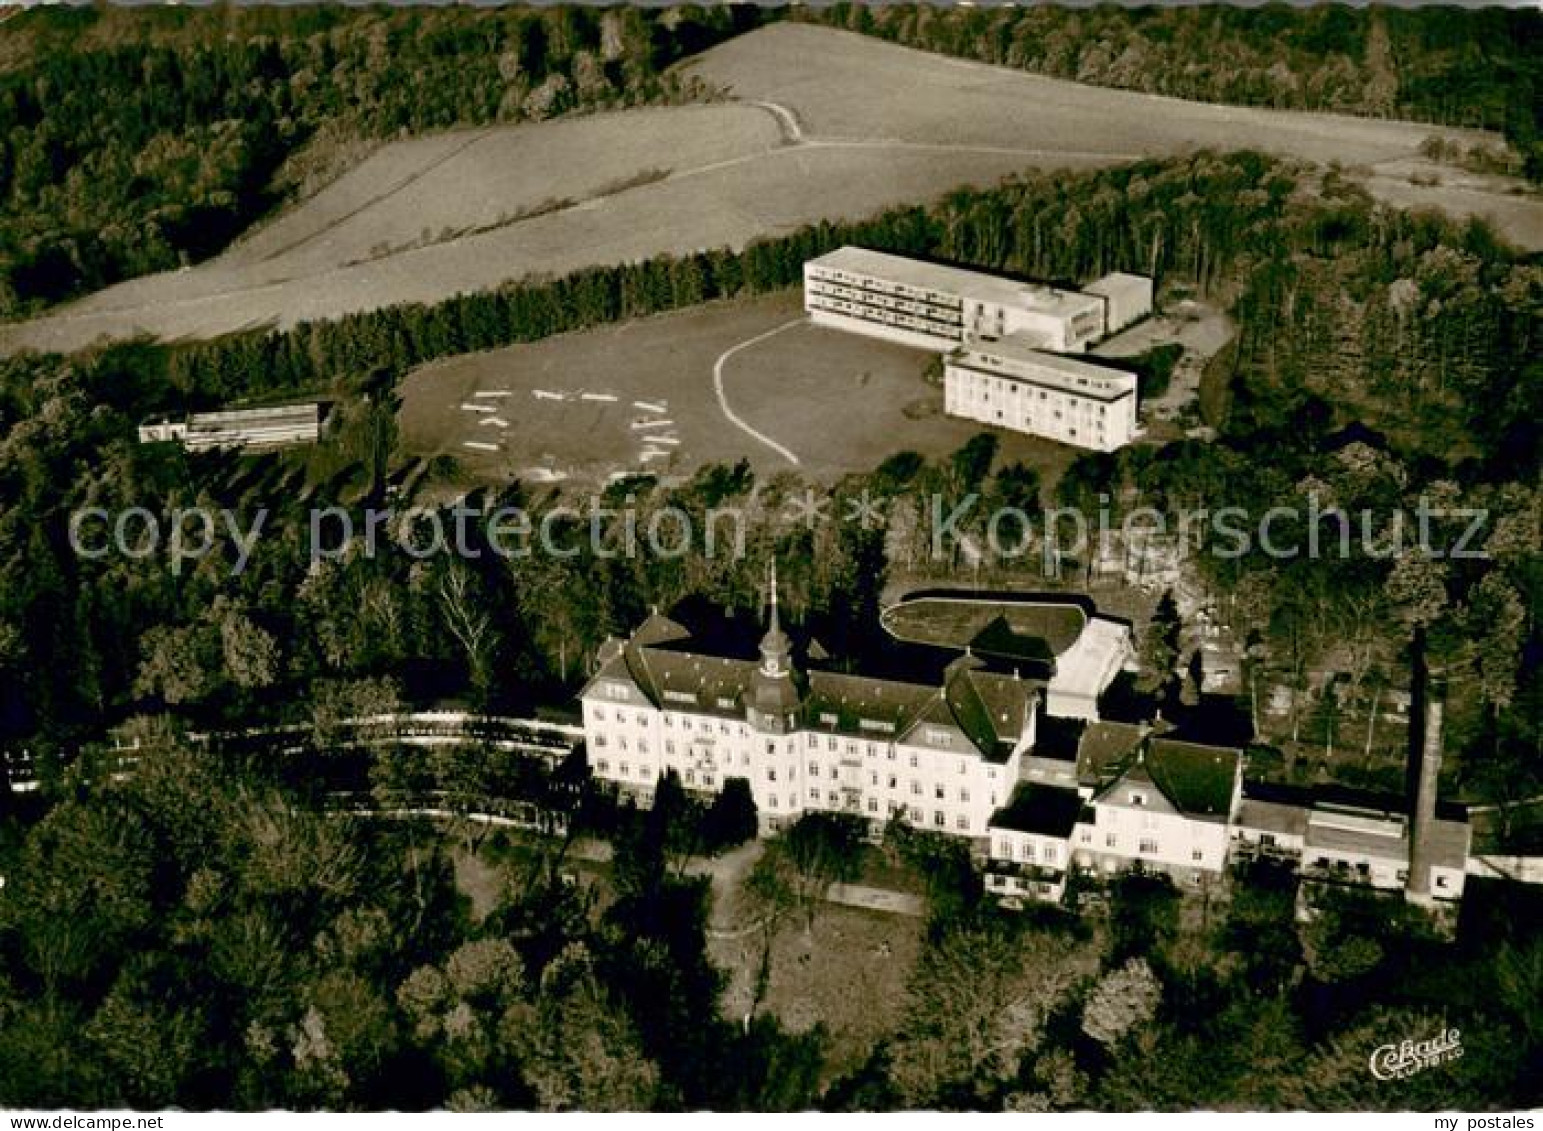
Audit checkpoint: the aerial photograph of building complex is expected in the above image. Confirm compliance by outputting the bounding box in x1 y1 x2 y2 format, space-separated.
0 0 1539 1120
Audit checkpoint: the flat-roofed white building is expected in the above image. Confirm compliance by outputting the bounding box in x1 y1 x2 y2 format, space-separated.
985 784 1084 904
1047 616 1134 719
1084 272 1154 335
139 404 322 452
944 336 1138 452
804 247 1107 353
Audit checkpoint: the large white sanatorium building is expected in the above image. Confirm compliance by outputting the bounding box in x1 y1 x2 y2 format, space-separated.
581 586 1047 839
582 586 1471 916
803 247 1152 452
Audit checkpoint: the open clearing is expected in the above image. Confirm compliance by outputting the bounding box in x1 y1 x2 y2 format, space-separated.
398 291 1077 484
5 23 1532 355
1093 296 1235 426
708 898 925 1082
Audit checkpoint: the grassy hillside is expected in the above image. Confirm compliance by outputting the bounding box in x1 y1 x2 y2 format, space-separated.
8 22 1530 356
0 2 770 316
3 3 1537 327
797 3 1543 175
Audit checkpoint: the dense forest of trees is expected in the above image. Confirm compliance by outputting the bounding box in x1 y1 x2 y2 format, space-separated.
0 731 839 1109
2 736 1539 1109
800 3 1543 176
0 3 769 314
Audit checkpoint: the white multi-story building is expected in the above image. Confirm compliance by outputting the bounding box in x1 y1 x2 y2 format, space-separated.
1072 735 1241 882
987 721 1243 903
580 583 1473 919
580 576 1040 840
944 337 1139 453
987 701 1471 915
985 785 1085 903
804 247 1109 353
1083 272 1154 336
803 247 1151 452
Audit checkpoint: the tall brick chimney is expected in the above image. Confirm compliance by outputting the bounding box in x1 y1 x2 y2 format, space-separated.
1406 696 1443 900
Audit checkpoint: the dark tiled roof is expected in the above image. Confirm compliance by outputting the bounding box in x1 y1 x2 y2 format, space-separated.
990 784 1084 838
1243 779 1467 825
804 669 937 738
637 650 757 719
967 668 1035 748
1241 779 1315 808
1144 738 1240 819
1235 798 1309 839
1076 720 1146 787
599 600 1040 762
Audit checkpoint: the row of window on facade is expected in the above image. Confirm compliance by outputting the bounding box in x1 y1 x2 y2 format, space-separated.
955 371 1114 414
996 834 1207 863
986 874 1060 897
606 768 976 830
806 267 963 310
592 752 991 806
808 280 961 321
594 729 980 770
766 794 971 829
963 404 1103 440
810 295 960 336
993 839 1209 864
591 708 983 769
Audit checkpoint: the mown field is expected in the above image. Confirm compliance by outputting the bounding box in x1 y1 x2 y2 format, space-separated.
4 23 1528 356
397 291 1071 485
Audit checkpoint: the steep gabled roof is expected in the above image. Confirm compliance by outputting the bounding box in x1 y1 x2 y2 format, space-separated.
587 599 1039 760
1076 720 1146 788
942 656 998 756
805 669 937 738
1143 738 1240 819
966 668 1035 748
1086 730 1240 821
